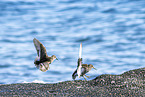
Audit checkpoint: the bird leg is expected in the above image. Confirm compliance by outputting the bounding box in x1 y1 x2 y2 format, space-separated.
84 75 90 78
83 75 87 81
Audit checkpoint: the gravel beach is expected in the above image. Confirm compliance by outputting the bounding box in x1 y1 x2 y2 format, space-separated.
0 67 144 96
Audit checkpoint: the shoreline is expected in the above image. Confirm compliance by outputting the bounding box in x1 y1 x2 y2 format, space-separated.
0 67 144 96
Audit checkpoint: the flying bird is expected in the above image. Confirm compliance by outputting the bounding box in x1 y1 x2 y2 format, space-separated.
33 38 58 72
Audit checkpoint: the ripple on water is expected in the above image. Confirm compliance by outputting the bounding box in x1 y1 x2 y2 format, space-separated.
0 0 145 84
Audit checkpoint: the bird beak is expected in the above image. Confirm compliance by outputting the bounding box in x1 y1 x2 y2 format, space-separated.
93 67 97 70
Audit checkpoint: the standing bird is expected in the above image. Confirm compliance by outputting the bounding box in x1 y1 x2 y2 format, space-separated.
33 38 58 72
72 43 97 80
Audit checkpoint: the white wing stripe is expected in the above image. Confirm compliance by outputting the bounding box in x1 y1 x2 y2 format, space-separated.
77 43 82 78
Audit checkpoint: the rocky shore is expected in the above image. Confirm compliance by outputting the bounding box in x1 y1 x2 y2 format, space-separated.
0 67 144 96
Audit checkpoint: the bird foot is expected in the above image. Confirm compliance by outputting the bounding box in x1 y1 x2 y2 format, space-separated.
84 75 90 78
83 75 87 81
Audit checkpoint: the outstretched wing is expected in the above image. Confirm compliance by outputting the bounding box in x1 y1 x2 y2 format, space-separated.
72 69 77 80
40 44 48 61
79 43 82 58
33 38 48 60
77 43 82 78
33 38 41 57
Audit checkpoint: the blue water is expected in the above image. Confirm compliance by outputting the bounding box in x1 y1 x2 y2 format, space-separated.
0 0 145 84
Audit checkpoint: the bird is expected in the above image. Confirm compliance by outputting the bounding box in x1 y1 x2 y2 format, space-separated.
33 38 58 72
72 43 97 81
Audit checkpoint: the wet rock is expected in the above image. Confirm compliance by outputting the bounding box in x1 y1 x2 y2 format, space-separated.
0 68 144 96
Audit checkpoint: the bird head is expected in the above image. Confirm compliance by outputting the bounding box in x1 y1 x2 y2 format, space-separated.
51 55 58 61
88 64 97 71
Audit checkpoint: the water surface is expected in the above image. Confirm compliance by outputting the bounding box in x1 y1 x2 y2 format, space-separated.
0 0 145 84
